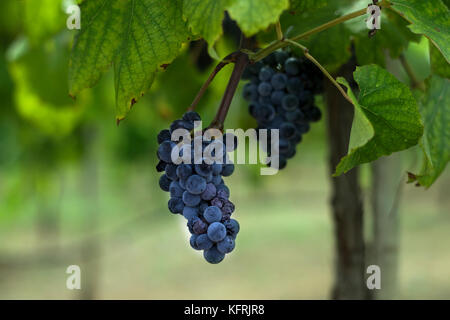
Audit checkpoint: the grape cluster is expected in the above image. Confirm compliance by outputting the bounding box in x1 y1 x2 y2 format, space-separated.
156 111 240 264
242 50 324 169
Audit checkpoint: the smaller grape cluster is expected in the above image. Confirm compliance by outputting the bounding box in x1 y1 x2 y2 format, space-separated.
242 50 324 169
156 111 240 264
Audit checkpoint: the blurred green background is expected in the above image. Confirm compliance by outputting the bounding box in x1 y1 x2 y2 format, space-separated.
0 0 449 299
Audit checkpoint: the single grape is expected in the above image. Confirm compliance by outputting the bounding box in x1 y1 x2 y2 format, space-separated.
169 181 184 198
285 57 300 75
195 163 213 177
243 83 258 101
280 122 297 139
287 77 303 94
182 191 201 207
193 219 208 234
217 236 235 254
259 66 275 82
211 197 224 209
207 222 227 242
223 219 240 238
165 164 178 181
196 234 214 250
182 111 201 122
159 174 171 192
183 206 199 221
281 94 299 111
190 234 200 250
271 90 284 105
271 73 288 90
216 184 230 198
257 82 272 97
170 119 194 133
203 246 225 264
157 129 171 144
203 206 223 223
157 141 175 163
221 164 235 177
156 160 167 173
168 198 184 214
176 163 192 179
275 50 289 64
201 183 217 201
186 175 207 195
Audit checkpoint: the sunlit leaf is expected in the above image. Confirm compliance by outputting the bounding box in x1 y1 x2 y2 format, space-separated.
69 0 190 121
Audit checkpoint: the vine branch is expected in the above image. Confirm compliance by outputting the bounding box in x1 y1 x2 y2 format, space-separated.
188 52 240 111
209 52 249 130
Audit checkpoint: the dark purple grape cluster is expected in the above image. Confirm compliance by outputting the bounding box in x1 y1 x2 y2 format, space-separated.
156 111 240 264
242 50 324 169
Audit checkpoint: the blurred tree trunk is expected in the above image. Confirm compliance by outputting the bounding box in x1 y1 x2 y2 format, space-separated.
325 59 369 300
370 155 403 299
79 126 101 300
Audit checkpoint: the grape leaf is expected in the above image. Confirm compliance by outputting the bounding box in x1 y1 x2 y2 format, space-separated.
334 65 424 176
390 0 450 63
183 0 231 46
410 76 449 188
69 0 190 121
289 0 329 13
227 0 290 36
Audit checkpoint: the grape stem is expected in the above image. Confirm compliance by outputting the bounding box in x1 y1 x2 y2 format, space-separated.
275 21 283 40
209 52 249 130
284 39 354 106
188 51 240 111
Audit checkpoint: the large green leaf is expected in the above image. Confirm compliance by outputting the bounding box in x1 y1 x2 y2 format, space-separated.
183 0 231 46
69 0 190 121
334 65 424 176
390 0 450 63
410 76 449 187
227 0 290 36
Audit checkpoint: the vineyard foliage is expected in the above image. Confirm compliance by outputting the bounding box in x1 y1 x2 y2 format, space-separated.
9 0 450 187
